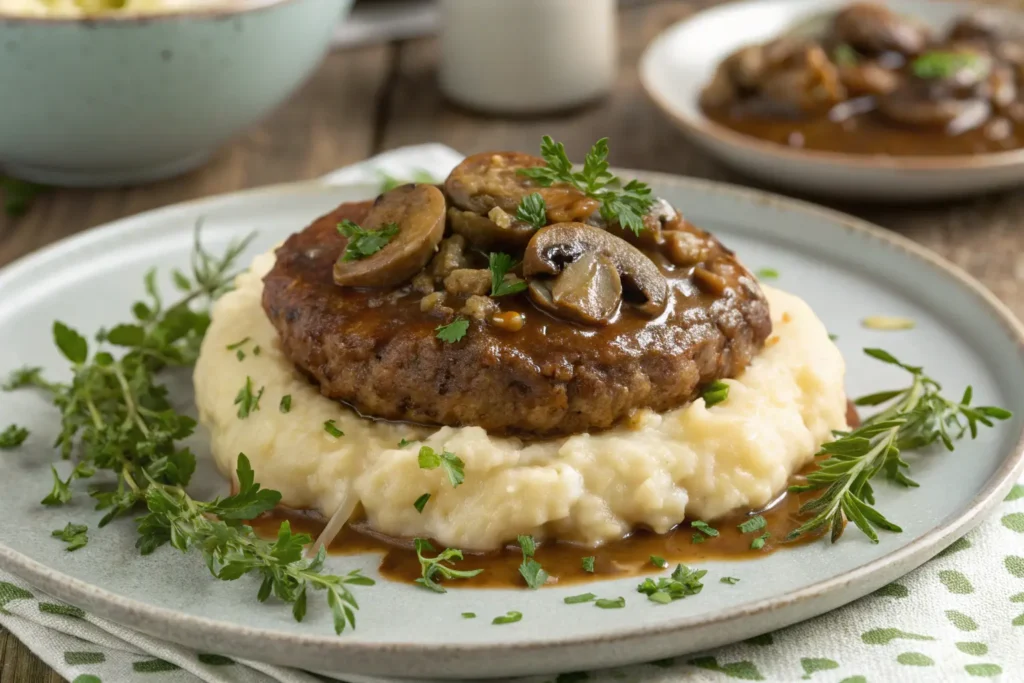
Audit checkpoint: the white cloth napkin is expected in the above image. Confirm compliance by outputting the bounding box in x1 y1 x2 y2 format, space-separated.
2 145 1023 683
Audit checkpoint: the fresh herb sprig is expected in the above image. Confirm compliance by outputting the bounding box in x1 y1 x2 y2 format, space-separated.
413 539 482 593
4 229 375 632
517 535 548 589
0 424 28 449
515 192 547 229
488 253 527 297
418 446 465 487
337 220 400 262
518 137 654 236
788 348 1012 543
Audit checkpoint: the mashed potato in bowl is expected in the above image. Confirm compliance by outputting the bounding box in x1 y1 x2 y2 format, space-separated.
194 250 848 551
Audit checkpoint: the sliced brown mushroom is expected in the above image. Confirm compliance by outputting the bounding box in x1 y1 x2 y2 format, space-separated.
448 207 537 250
523 223 668 325
332 184 446 288
528 252 623 326
832 3 930 57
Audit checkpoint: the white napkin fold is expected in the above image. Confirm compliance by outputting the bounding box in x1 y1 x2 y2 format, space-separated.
2 145 1022 683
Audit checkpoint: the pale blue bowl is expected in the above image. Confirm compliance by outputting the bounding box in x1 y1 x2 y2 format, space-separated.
0 0 352 187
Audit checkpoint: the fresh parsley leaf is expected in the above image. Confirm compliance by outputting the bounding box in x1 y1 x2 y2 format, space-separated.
279 395 291 413
650 555 668 569
517 535 548 589
436 318 469 344
337 220 400 262
564 592 597 604
720 576 740 585
234 376 264 418
414 538 482 593
41 466 73 506
701 381 729 408
488 252 527 297
691 532 705 544
582 556 595 573
414 493 431 513
398 438 412 447
53 321 88 364
595 597 626 609
3 366 48 392
912 50 986 80
691 520 718 537
462 612 477 618
418 446 465 487
738 515 766 534
323 419 344 438
236 349 245 361
751 532 770 550
636 564 706 603
0 424 29 449
755 268 779 280
492 610 523 624
226 337 251 351
518 136 654 236
51 522 88 551
515 192 547 229
253 345 261 356
829 333 839 341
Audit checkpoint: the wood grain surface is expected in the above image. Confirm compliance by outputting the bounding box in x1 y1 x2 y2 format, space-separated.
2 1 1022 680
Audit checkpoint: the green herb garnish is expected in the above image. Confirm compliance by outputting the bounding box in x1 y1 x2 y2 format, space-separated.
738 515 766 534
435 318 469 343
691 533 705 544
234 376 264 418
636 564 706 604
564 593 597 604
225 337 250 351
581 556 595 573
755 268 779 280
337 220 400 262
517 535 549 589
720 576 740 585
650 555 668 569
462 612 477 619
492 610 523 624
751 532 770 550
279 395 292 413
702 381 729 408
912 51 987 80
518 137 654 236
515 192 547 229
691 520 718 538
788 348 1011 543
418 446 465 487
413 539 483 593
0 424 29 449
595 597 626 609
323 419 344 438
414 493 431 513
488 252 528 297
398 438 412 447
51 522 88 551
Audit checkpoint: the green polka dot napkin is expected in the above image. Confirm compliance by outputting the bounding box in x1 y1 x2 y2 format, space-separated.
2 148 1022 683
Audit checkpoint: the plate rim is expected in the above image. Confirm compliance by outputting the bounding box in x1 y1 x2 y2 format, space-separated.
639 0 1024 172
1 172 1022 667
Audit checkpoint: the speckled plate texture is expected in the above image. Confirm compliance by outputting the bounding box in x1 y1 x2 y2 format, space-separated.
0 174 1022 679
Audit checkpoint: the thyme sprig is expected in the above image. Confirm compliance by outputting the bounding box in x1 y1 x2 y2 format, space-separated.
788 348 1012 543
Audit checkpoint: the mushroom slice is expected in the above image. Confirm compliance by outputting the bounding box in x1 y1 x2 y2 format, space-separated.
523 222 669 321
445 151 547 215
448 207 537 251
528 252 623 326
832 2 930 57
333 184 446 288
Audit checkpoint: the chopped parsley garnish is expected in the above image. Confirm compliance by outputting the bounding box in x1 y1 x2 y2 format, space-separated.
226 337 250 351
751 532 770 550
236 349 245 361
435 317 469 343
0 424 29 449
488 252 528 297
912 50 986 80
418 446 465 487
492 610 523 624
564 593 597 604
517 535 549 589
582 556 595 573
595 597 626 609
253 345 261 356
233 377 263 418
323 419 344 438
413 493 431 513
337 219 400 262
829 333 839 341
738 515 766 534
51 522 88 551
462 612 477 619
701 381 729 408
691 533 705 545
41 466 74 506
755 268 779 280
518 136 654 236
515 192 547 229
398 438 412 447
691 520 718 537
637 564 706 603
833 44 859 67
279 395 291 413
413 538 482 593
650 555 668 569
720 576 740 585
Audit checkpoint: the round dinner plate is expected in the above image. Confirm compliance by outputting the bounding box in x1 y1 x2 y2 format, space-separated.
0 175 1022 680
640 0 1024 201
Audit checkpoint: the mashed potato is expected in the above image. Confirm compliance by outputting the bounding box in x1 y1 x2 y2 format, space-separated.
194 251 848 550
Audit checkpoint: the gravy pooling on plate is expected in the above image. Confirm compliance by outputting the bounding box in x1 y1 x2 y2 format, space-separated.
700 2 1024 156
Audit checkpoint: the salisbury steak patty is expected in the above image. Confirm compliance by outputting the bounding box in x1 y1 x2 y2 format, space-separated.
262 200 772 438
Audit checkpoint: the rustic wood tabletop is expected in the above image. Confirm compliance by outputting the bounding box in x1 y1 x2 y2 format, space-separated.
1 1 1023 680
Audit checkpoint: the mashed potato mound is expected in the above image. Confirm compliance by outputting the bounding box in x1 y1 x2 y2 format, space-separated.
194 251 848 550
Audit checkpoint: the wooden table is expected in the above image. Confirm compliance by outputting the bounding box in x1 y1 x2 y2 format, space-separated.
2 1 1023 679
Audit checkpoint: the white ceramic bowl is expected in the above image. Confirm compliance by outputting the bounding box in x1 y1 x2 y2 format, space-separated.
640 0 1024 202
0 0 352 187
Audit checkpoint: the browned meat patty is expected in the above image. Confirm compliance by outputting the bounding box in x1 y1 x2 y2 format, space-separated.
262 201 771 438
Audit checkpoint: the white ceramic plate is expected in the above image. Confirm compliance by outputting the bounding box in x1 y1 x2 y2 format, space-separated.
0 175 1022 680
640 0 1024 202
